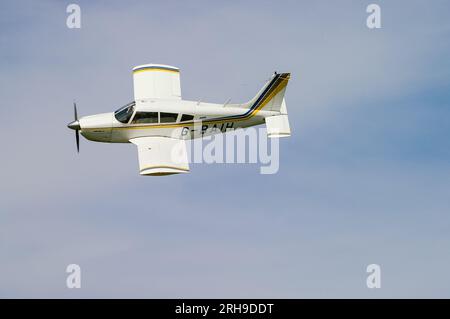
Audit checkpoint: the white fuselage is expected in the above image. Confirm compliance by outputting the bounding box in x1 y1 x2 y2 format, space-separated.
79 99 279 144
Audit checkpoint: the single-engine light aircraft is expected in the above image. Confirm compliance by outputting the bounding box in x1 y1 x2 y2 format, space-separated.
67 64 291 176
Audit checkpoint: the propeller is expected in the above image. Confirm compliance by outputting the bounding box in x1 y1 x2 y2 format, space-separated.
67 102 81 153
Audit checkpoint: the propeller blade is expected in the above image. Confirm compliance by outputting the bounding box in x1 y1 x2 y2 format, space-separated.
74 102 78 121
76 129 80 153
72 101 79 153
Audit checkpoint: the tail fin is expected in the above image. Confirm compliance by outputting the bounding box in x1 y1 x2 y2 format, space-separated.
234 72 291 138
245 72 290 112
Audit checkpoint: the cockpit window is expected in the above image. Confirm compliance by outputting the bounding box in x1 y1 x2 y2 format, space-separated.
114 101 135 124
132 112 158 124
160 112 178 123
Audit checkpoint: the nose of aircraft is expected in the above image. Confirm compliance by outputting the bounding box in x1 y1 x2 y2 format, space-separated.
67 120 81 130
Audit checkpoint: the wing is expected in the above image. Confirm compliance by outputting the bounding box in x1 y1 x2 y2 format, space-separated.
130 136 189 176
132 64 181 100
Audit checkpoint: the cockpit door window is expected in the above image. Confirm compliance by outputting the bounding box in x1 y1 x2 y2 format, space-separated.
131 112 158 124
160 112 178 123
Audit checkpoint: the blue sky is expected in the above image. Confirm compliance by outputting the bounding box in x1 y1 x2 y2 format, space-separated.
1 0 450 297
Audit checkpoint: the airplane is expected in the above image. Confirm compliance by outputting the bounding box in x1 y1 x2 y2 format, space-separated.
67 64 291 176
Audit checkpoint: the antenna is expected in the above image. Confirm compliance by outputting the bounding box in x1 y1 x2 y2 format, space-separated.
222 98 231 107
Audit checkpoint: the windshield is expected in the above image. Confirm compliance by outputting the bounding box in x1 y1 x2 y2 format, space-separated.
114 101 135 124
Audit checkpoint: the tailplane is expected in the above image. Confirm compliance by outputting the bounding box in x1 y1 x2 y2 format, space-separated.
265 97 290 138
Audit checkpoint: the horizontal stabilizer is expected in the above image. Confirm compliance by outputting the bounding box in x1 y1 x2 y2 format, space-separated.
265 114 291 138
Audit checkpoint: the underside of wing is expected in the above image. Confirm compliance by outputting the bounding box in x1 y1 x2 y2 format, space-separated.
130 136 189 176
132 64 181 101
